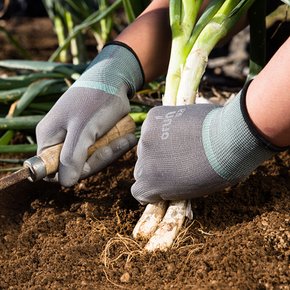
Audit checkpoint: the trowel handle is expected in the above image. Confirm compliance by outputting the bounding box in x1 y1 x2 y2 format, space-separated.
24 115 136 181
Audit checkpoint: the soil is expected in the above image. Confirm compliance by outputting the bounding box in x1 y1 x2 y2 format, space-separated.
0 17 289 290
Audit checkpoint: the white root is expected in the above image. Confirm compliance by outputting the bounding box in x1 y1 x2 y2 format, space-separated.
144 200 187 252
132 201 168 240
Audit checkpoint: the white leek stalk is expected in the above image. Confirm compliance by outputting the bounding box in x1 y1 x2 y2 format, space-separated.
163 0 203 106
132 201 168 239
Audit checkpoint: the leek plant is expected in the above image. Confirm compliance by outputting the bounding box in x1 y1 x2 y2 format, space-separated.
134 0 263 251
165 0 256 106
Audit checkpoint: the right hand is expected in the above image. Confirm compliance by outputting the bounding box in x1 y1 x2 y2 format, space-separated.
132 86 278 204
36 43 143 187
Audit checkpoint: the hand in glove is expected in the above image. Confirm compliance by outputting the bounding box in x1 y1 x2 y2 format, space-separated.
36 42 144 186
131 84 285 204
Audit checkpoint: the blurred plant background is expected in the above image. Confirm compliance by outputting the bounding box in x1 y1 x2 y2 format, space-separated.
42 0 152 64
1 0 151 63
0 0 289 162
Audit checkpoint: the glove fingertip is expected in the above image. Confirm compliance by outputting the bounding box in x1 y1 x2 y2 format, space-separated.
131 181 157 205
80 147 114 179
126 133 137 147
58 165 80 187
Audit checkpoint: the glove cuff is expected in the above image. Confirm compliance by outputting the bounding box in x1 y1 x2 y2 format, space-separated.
73 41 144 99
202 82 286 182
104 41 145 97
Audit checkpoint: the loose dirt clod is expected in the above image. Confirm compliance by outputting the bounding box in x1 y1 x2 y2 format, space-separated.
120 272 130 283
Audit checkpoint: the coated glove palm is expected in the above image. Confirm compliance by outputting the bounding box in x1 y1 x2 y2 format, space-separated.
36 43 143 186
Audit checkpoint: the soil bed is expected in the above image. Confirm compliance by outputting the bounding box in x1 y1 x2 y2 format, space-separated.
0 17 289 289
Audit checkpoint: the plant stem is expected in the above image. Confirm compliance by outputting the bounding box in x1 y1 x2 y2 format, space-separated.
176 0 255 105
49 0 122 62
54 15 69 62
163 0 203 106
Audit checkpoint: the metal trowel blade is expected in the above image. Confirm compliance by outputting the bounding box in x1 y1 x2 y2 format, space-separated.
0 167 31 191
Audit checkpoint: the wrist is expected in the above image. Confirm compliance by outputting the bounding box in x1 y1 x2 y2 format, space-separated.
242 81 289 150
246 80 290 148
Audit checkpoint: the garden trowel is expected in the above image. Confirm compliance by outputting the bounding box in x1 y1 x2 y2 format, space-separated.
0 115 136 191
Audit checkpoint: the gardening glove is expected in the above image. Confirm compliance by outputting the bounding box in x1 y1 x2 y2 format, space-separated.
36 42 144 187
131 83 286 204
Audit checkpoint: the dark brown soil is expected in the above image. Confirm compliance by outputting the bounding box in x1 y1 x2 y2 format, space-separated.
0 18 289 290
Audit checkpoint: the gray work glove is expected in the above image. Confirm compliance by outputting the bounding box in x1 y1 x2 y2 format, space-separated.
36 42 144 187
131 85 285 204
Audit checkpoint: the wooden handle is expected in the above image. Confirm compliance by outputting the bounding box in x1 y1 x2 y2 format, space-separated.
38 115 136 176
